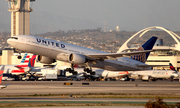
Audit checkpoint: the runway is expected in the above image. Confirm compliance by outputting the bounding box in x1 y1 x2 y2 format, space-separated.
1 80 180 95
0 97 179 108
0 80 180 107
0 98 180 103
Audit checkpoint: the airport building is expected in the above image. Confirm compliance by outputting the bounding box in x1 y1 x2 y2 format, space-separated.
7 0 35 36
119 26 180 71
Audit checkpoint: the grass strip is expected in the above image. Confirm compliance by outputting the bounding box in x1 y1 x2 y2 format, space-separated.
1 93 180 99
0 103 145 107
0 101 178 104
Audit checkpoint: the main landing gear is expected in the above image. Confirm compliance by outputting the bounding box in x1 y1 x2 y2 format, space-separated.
84 62 96 75
66 68 78 75
84 68 95 75
66 64 78 75
66 63 96 76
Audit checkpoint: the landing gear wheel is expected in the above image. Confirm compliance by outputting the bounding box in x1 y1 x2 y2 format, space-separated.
17 56 22 59
73 71 78 75
66 68 74 73
90 71 95 75
84 68 90 72
69 69 74 73
86 68 92 73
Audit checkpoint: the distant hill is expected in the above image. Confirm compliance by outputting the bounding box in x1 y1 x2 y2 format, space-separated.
1 29 180 52
37 29 180 52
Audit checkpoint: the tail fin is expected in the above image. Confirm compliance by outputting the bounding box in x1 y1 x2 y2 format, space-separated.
0 65 5 85
169 63 176 71
12 54 36 75
28 54 37 68
131 36 158 63
17 53 30 67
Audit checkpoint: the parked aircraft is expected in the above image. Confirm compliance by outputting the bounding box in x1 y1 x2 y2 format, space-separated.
7 35 159 75
0 65 7 89
91 69 129 80
22 60 58 81
3 53 36 80
3 53 30 75
66 68 129 81
130 63 179 81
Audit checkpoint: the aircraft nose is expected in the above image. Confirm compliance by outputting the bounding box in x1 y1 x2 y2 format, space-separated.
7 38 16 47
7 38 11 44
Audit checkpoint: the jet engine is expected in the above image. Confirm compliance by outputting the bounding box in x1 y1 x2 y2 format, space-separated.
141 76 150 81
69 53 87 64
37 55 56 64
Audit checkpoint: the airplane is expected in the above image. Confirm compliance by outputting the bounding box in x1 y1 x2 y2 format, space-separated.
7 35 159 75
129 63 179 81
66 68 129 81
3 53 36 80
0 65 8 89
22 56 58 81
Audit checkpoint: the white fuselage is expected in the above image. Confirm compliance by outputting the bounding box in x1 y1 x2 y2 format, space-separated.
3 65 25 75
7 35 151 71
131 70 179 79
92 69 128 78
66 68 129 78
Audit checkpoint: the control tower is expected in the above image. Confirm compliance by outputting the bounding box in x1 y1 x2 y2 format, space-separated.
7 0 35 37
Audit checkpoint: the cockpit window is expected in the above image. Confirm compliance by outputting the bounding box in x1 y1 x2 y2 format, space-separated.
11 37 18 40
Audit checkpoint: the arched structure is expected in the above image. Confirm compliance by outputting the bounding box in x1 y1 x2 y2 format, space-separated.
117 26 180 52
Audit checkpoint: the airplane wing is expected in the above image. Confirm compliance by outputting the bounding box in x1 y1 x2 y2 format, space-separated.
137 65 169 67
86 50 153 60
14 66 24 69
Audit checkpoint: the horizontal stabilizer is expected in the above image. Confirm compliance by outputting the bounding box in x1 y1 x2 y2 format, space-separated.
14 66 24 69
137 65 169 67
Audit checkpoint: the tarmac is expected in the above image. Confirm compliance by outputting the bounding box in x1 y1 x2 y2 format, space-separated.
0 80 180 108
1 80 180 95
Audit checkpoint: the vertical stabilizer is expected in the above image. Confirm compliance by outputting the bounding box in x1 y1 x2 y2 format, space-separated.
28 54 37 68
169 63 176 71
12 54 35 74
130 36 158 63
0 66 5 85
17 53 30 67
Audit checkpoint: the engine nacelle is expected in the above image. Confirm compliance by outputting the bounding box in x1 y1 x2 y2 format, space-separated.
142 76 150 81
69 53 86 64
37 55 56 64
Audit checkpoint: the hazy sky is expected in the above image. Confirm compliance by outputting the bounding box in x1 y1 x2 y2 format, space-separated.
1 0 180 31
